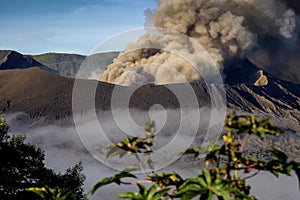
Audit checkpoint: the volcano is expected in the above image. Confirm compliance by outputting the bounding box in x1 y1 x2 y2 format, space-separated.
0 51 299 128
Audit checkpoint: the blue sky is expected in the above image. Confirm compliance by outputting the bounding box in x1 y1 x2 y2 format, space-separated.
0 0 157 55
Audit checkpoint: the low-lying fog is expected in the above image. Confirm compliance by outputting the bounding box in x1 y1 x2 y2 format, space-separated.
6 109 300 200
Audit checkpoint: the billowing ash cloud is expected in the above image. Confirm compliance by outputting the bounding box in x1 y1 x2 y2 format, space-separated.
100 0 297 86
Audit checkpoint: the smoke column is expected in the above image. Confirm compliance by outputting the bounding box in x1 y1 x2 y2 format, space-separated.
100 0 296 86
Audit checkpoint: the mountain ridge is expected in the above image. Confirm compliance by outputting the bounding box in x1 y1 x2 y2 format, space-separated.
0 66 299 125
31 52 120 78
0 49 299 127
2 49 300 86
0 50 58 74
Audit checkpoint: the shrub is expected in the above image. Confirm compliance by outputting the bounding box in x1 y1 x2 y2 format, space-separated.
89 112 300 200
0 117 85 200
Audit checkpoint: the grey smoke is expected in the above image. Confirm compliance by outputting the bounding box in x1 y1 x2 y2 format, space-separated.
100 0 297 86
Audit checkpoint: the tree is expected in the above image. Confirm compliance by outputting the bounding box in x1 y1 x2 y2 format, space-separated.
0 117 85 200
89 112 300 200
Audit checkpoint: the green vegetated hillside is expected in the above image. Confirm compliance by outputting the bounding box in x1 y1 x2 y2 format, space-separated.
32 53 85 77
32 52 120 78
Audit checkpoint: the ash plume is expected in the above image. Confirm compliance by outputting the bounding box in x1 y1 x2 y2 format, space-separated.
100 0 297 86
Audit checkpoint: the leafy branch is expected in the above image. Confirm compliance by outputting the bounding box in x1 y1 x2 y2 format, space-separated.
89 112 300 200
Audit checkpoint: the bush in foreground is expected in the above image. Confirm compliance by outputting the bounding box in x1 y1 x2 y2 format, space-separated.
0 117 85 200
89 112 300 200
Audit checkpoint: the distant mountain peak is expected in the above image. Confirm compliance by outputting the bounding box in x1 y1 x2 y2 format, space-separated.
0 50 57 74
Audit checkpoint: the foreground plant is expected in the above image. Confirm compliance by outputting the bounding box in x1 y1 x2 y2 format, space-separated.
89 112 300 200
0 117 85 200
26 186 74 200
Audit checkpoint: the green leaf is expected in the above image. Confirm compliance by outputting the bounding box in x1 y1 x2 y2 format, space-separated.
174 183 203 196
149 172 183 187
186 177 207 188
89 177 113 195
285 164 294 175
228 187 255 200
183 147 201 157
118 192 143 199
137 184 147 196
270 170 280 177
26 187 47 198
219 190 231 200
203 169 212 186
119 184 170 200
293 163 300 189
270 147 288 162
152 188 171 200
89 171 137 195
147 184 158 199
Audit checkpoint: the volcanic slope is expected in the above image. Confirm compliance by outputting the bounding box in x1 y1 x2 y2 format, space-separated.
0 67 210 122
0 66 299 125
